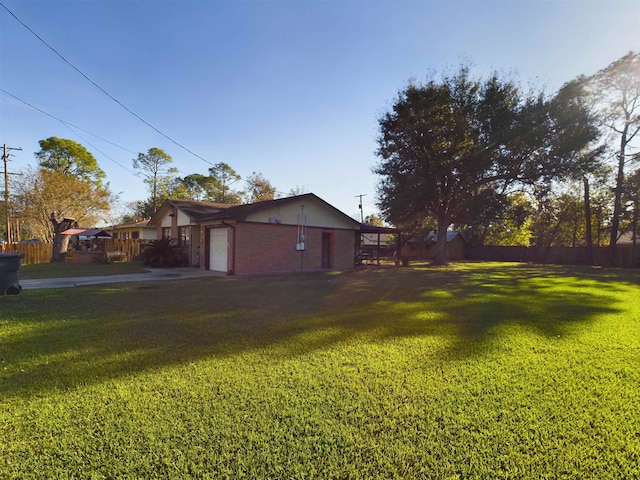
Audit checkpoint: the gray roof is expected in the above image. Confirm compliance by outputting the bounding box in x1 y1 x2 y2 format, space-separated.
165 199 232 222
425 231 465 243
151 194 360 227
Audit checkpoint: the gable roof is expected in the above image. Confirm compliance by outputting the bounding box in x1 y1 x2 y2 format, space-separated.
201 193 360 225
150 194 361 227
149 199 233 225
111 220 153 230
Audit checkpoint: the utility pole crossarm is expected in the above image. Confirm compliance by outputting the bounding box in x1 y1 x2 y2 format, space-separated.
355 193 367 223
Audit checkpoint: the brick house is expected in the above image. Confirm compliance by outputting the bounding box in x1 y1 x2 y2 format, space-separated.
148 194 363 274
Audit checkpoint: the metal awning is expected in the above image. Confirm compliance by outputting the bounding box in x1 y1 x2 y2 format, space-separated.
60 228 112 238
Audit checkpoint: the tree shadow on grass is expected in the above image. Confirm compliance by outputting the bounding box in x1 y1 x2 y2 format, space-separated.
0 263 631 399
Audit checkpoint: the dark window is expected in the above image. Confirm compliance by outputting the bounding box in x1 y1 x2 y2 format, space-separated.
179 226 191 247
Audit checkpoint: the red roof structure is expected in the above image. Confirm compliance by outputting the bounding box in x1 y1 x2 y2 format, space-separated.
60 228 112 238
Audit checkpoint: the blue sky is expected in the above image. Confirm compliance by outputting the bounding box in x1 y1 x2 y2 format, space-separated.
1 0 639 223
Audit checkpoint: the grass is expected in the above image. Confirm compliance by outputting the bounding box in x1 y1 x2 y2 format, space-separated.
18 261 149 279
1 262 639 479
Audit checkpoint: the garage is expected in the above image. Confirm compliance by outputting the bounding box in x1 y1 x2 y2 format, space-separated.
151 194 363 274
209 228 228 272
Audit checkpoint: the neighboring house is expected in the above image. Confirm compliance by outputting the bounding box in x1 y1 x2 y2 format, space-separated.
148 194 365 274
405 231 466 260
110 220 157 241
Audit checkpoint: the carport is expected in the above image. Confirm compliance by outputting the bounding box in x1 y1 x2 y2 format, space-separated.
357 225 402 265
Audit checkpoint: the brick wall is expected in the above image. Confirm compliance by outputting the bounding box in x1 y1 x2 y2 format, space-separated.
234 222 356 274
333 228 358 270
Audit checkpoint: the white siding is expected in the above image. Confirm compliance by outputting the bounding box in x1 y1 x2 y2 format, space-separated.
177 210 191 226
244 198 358 230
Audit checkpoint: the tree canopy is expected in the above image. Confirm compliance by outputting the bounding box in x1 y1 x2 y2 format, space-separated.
29 138 112 261
36 137 106 187
133 147 174 215
375 66 599 264
208 162 243 204
589 51 640 255
245 172 276 203
13 167 112 250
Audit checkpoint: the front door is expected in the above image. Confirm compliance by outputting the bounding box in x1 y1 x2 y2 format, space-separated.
321 232 332 269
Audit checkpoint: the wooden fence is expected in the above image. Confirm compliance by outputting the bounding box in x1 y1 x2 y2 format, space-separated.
1 239 149 265
1 243 52 265
465 245 640 268
101 238 146 261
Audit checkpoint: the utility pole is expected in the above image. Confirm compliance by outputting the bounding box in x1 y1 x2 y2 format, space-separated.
355 193 367 223
2 144 22 245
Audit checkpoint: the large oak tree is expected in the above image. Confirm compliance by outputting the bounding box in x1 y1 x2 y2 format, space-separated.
375 66 598 264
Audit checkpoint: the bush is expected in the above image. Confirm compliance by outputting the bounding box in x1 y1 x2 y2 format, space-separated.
141 238 186 268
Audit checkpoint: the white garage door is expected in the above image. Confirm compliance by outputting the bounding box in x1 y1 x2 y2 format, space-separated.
209 228 228 272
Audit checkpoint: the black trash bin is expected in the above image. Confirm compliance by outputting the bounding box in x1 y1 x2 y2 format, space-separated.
0 253 26 295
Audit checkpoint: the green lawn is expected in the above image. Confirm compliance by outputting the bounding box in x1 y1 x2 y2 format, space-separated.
1 262 639 479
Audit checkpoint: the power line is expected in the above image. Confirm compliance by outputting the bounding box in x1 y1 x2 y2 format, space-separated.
63 125 136 175
2 87 296 198
0 88 136 174
1 88 290 194
0 1 214 167
1 89 296 197
1 88 136 154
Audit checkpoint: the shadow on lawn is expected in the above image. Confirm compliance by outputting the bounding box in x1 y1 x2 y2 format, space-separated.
0 263 632 399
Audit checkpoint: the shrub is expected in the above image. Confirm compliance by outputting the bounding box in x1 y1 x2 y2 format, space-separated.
141 238 186 267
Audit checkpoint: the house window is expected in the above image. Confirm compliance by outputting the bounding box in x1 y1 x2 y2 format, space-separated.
112 232 119 239
162 227 171 239
132 231 140 240
179 226 191 247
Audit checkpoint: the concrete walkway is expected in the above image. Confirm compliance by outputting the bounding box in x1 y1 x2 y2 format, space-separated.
20 268 224 290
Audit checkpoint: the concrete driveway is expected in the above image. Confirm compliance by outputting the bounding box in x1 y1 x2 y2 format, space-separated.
20 268 225 290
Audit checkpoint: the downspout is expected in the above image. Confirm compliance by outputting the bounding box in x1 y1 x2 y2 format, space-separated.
221 220 236 275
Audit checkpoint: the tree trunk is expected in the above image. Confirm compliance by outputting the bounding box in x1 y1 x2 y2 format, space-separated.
432 215 450 266
633 197 639 265
583 176 594 265
50 214 75 263
609 123 630 265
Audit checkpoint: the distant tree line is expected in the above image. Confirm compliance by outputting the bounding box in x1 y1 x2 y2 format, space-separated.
4 138 299 261
125 147 279 221
375 52 640 265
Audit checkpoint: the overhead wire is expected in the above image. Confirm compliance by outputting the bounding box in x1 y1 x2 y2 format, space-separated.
0 1 214 167
63 125 136 176
2 88 293 197
0 88 136 174
0 4 297 199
